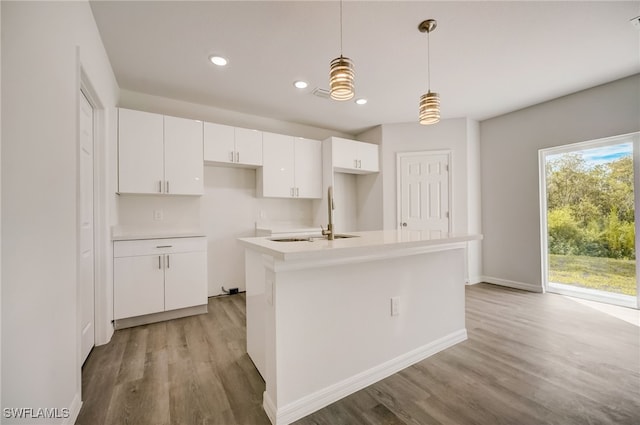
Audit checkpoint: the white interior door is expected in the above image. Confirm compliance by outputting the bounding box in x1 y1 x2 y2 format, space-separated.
79 91 95 363
398 151 451 236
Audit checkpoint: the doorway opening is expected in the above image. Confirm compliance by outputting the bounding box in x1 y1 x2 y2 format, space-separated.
540 133 640 309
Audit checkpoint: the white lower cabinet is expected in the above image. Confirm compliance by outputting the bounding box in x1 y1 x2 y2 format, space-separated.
113 237 207 321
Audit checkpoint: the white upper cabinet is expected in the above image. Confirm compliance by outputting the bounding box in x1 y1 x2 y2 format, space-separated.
118 108 203 195
259 133 322 199
234 128 263 166
331 137 379 174
203 122 235 163
204 122 262 167
260 132 295 198
118 108 164 194
294 137 323 198
164 115 204 195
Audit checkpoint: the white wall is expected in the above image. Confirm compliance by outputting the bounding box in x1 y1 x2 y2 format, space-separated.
378 119 480 233
480 74 640 292
356 126 384 231
352 119 482 282
116 91 349 295
2 1 118 423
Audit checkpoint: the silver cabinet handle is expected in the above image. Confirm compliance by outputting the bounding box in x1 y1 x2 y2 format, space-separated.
166 254 170 269
290 187 294 197
358 160 362 168
235 152 240 163
354 159 358 168
156 245 172 248
166 181 169 193
229 151 234 162
158 180 162 193
158 256 162 269
296 187 299 197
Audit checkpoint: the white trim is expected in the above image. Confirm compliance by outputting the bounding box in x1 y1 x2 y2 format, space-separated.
263 391 277 425
466 275 484 285
267 329 467 425
549 282 637 309
63 393 83 425
79 66 113 346
396 149 452 232
482 276 543 293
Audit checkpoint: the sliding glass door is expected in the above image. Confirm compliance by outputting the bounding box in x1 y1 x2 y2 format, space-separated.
540 132 640 308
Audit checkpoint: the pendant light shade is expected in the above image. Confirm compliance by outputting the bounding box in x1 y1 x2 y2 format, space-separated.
329 55 355 101
418 19 440 125
329 0 354 101
419 92 440 125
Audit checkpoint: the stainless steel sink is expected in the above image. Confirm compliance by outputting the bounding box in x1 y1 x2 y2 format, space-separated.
268 234 358 242
269 237 313 242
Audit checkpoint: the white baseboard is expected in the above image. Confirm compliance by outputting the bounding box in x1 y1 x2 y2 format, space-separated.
64 393 82 425
466 275 484 285
482 276 543 293
265 329 468 425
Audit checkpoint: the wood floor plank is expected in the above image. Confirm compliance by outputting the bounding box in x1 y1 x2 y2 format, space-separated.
77 285 640 425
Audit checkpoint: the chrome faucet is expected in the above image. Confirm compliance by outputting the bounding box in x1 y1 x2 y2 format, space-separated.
321 186 335 240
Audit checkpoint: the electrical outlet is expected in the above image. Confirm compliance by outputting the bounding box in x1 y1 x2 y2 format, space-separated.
153 209 163 221
391 296 400 316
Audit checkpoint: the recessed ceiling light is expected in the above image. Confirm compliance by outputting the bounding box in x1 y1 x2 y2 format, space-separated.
209 55 228 66
293 80 308 89
355 98 368 105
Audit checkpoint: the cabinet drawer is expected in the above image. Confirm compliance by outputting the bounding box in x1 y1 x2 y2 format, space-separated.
114 237 206 257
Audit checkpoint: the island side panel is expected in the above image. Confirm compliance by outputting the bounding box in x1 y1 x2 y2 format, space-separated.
245 248 267 378
270 247 466 418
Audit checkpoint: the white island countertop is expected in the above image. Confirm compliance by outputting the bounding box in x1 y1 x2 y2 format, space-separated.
238 229 481 263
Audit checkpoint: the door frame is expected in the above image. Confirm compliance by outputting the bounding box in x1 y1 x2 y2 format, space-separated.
396 149 453 232
77 61 109 372
538 132 640 308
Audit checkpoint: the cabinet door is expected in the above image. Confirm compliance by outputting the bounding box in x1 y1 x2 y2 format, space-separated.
118 108 164 194
114 255 165 319
332 138 359 171
164 115 204 195
261 132 295 197
294 138 322 198
357 142 379 172
204 122 235 163
164 251 208 311
234 128 263 166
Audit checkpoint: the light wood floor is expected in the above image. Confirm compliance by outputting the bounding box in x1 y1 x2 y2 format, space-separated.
76 284 640 425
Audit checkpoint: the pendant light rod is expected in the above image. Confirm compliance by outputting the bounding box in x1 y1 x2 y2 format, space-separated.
418 19 437 91
339 0 344 54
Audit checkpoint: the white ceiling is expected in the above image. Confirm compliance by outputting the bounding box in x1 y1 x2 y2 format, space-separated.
90 1 640 134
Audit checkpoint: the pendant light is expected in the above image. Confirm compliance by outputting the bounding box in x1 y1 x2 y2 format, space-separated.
418 19 440 125
329 0 354 101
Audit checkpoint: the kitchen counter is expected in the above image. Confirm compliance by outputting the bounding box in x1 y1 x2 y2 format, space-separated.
111 225 205 241
240 230 481 425
239 229 480 264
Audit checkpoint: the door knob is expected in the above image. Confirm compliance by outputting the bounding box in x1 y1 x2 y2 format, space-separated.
401 222 407 227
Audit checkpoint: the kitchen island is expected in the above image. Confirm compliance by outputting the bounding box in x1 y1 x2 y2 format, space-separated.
238 230 481 425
